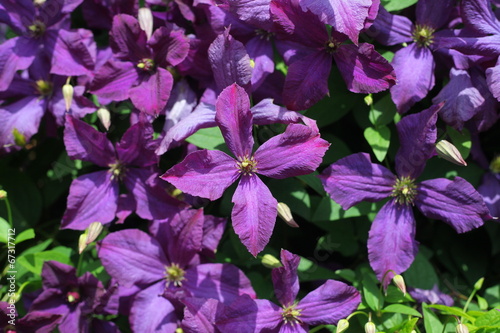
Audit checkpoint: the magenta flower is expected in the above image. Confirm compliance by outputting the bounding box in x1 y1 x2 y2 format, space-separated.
161 84 330 255
319 104 492 285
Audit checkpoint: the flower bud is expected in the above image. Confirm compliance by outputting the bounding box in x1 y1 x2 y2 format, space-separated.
12 128 26 147
364 94 373 106
435 140 467 166
393 274 406 296
336 319 349 333
138 7 153 40
365 321 376 333
277 202 299 228
474 277 484 291
456 323 469 333
0 190 7 200
490 156 500 173
78 233 87 254
97 107 111 131
79 222 103 253
62 82 74 111
261 254 282 269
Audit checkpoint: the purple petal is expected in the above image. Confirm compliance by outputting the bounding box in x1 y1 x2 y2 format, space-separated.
390 43 435 113
368 200 418 284
416 177 491 233
299 0 372 44
182 298 223 333
416 0 454 30
232 175 278 256
272 249 300 306
478 172 500 218
129 68 173 115
49 29 96 76
299 280 361 325
282 50 331 111
208 30 252 94
251 98 305 125
255 124 330 179
334 43 396 94
116 193 135 224
90 59 138 101
149 25 189 66
156 102 217 154
61 171 119 230
129 283 178 333
395 103 441 179
409 285 454 306
63 115 116 166
433 68 484 130
98 229 169 287
201 215 227 257
161 150 240 200
116 120 157 166
185 263 256 303
0 1 35 34
215 84 254 158
486 58 500 101
0 37 36 91
461 0 500 36
366 7 413 46
17 311 62 333
109 14 148 61
0 96 45 153
246 37 274 89
29 289 70 316
319 153 396 210
41 261 77 289
219 0 273 30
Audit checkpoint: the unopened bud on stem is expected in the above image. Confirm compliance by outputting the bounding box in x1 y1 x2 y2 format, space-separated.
435 140 467 166
336 319 349 333
261 254 282 269
393 274 406 296
277 202 299 228
138 7 153 40
62 78 74 111
97 107 111 130
365 321 376 333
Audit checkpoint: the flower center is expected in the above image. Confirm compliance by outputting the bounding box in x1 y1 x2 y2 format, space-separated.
281 303 302 326
137 58 155 72
490 156 500 173
108 161 126 181
325 38 342 54
66 290 81 304
391 177 417 205
165 263 186 287
412 24 435 48
28 20 46 38
236 155 258 176
34 80 53 97
255 29 273 41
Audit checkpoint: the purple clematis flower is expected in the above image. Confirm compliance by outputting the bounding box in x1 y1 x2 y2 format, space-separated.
62 115 183 230
161 84 330 255
98 207 255 332
319 104 492 285
408 285 454 307
1 301 62 333
216 249 361 332
29 261 119 333
90 14 189 115
270 0 396 110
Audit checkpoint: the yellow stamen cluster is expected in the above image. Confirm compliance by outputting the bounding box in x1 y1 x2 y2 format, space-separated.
281 302 302 326
137 58 155 72
325 38 342 54
28 20 46 38
391 176 417 205
165 263 186 287
236 155 258 176
108 161 125 181
412 24 435 48
34 80 53 98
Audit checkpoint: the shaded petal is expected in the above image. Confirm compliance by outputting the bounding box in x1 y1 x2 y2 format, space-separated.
161 150 240 200
208 30 252 94
149 25 189 66
319 153 396 210
282 50 331 111
395 104 441 179
272 249 300 306
299 280 361 325
41 261 77 289
17 311 62 333
486 58 500 101
299 0 372 44
334 43 396 94
416 0 454 30
478 172 500 218
416 177 491 233
219 0 273 30
390 43 435 113
461 0 500 36
97 229 169 286
129 68 173 115
109 14 148 61
436 35 500 58
185 263 256 303
232 175 278 256
366 6 413 45
182 298 224 333
251 98 306 125
246 37 274 89
63 115 116 166
215 84 254 157
368 200 418 284
49 29 96 76
202 215 227 257
129 283 178 333
89 59 138 101
116 120 157 166
29 289 70 316
255 124 329 179
0 37 36 91
156 102 217 155
61 171 119 230
217 295 282 333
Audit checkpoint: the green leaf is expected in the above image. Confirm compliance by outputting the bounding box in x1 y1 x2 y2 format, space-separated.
186 127 228 152
422 303 444 333
268 178 311 220
297 257 339 281
369 94 397 127
15 229 35 244
296 172 325 195
17 249 73 275
477 295 488 311
0 217 10 243
428 305 475 322
362 270 384 311
311 197 378 223
474 308 500 328
381 0 418 12
399 317 419 333
447 126 471 160
404 251 438 289
382 304 422 318
364 126 391 162
484 285 500 307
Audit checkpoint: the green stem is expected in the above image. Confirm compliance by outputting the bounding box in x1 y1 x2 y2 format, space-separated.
309 325 326 333
3 197 13 227
76 249 84 277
